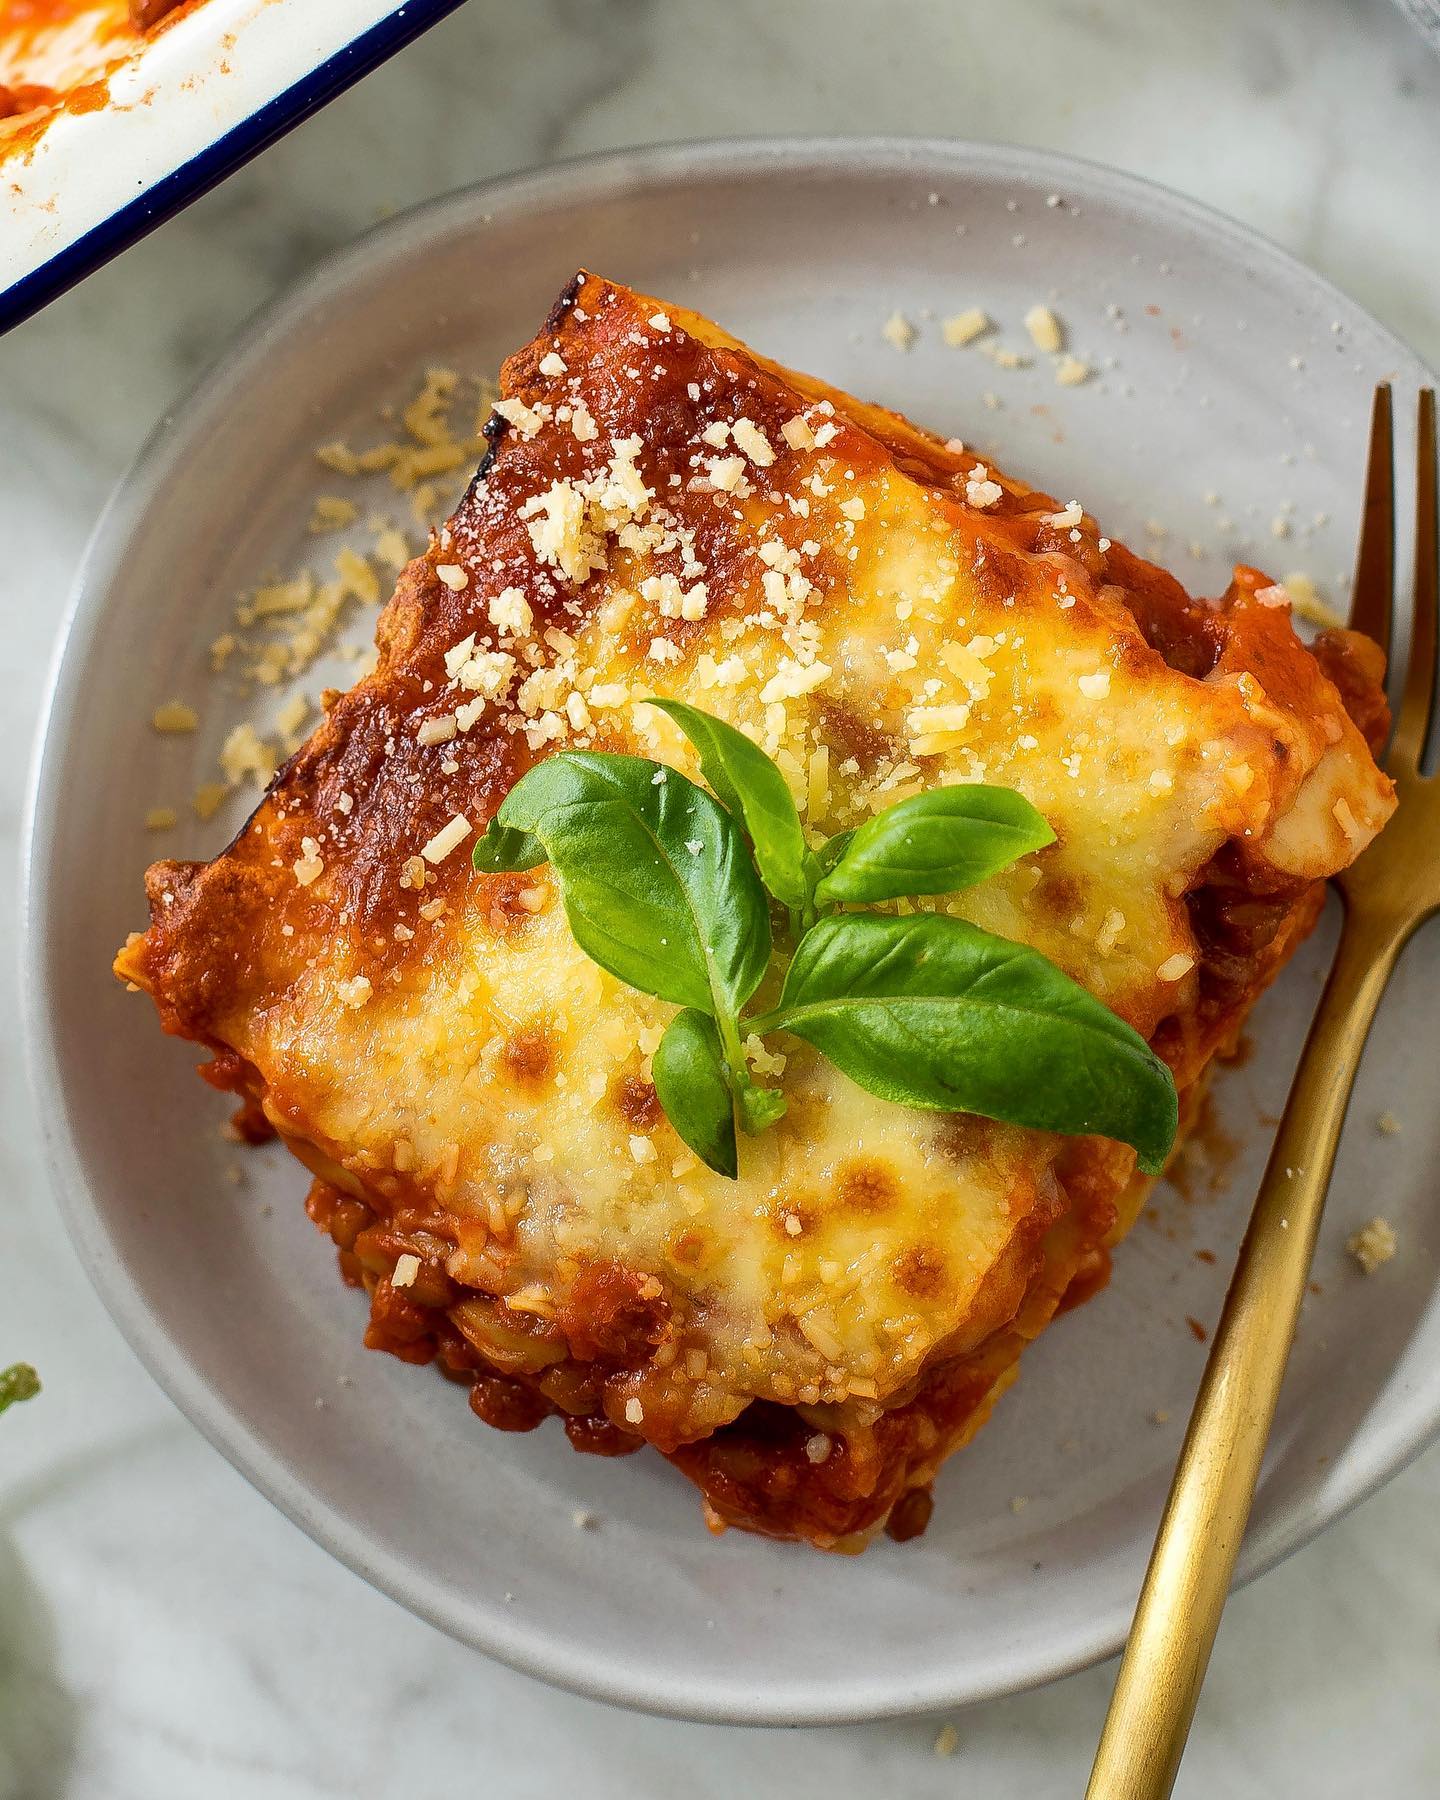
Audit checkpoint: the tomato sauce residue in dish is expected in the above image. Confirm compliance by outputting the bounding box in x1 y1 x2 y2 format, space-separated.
0 0 200 150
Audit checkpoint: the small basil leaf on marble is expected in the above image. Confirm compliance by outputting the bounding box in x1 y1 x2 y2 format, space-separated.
648 698 811 911
813 786 1054 906
476 750 771 1018
0 1363 40 1417
767 911 1177 1173
652 1008 738 1178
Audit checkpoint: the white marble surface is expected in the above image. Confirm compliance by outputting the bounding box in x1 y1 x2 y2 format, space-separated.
4 2 1440 1794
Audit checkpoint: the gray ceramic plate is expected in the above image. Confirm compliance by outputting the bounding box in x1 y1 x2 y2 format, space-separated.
22 138 1440 1724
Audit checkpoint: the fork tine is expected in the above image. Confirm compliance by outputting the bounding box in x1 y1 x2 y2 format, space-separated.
1390 390 1438 773
1348 384 1394 661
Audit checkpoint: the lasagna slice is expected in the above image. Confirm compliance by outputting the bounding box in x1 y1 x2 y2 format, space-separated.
116 273 1394 1549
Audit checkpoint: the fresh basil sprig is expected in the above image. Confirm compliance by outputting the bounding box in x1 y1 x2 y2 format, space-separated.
473 749 777 1129
473 750 770 1017
473 705 1178 1179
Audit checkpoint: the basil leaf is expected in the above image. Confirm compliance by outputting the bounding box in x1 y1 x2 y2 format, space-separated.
472 821 546 873
0 1363 40 1417
652 1009 738 1178
814 787 1054 906
768 912 1177 1173
815 829 854 876
649 699 809 909
479 751 771 1017
736 1080 786 1133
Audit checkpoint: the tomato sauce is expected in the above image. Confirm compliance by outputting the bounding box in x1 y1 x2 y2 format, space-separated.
0 0 197 143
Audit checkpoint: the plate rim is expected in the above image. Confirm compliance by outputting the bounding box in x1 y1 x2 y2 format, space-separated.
20 133 1440 1725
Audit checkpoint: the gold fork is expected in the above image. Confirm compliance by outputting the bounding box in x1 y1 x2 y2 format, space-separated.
1087 385 1439 1800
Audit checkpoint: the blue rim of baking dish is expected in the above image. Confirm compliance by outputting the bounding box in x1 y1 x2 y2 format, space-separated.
0 0 467 338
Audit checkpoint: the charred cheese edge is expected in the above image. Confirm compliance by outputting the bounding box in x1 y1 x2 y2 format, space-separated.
118 272 1395 1509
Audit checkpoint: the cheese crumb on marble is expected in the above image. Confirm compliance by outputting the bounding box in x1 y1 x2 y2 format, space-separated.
1054 355 1092 388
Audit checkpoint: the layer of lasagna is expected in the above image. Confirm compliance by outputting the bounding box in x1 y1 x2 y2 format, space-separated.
116 272 1394 1549
0 0 193 137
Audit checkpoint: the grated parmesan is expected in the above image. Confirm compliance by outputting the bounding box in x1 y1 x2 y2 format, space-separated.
421 814 471 864
1024 304 1064 353
941 308 989 347
151 701 198 734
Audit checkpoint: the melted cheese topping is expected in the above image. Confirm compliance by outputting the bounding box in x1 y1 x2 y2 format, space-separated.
119 272 1394 1458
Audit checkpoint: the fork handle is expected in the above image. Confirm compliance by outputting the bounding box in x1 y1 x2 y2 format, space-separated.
1086 909 1410 1800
